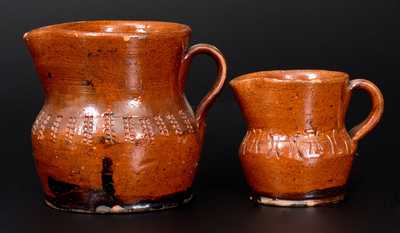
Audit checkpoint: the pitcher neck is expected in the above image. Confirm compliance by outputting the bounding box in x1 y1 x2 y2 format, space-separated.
24 22 191 99
230 75 351 134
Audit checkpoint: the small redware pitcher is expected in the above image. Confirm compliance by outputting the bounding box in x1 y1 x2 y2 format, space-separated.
230 70 383 207
24 20 227 213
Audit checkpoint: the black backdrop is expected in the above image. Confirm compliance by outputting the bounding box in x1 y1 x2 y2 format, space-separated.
1 0 399 232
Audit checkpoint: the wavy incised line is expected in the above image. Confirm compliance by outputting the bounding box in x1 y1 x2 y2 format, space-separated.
65 117 76 144
179 110 195 133
166 114 183 135
154 115 169 136
50 115 63 143
32 110 46 136
82 115 94 145
103 112 116 144
38 113 51 140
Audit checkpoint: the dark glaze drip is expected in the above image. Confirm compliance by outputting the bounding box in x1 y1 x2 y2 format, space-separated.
101 157 116 201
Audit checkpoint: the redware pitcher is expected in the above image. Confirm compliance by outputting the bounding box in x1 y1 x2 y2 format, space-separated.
230 70 383 207
24 20 227 213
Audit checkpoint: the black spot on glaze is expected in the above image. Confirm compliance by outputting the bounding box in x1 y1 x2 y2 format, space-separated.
81 80 94 88
48 176 79 195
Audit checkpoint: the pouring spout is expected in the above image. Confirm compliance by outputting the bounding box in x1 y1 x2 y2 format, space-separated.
229 74 268 128
23 28 47 56
23 31 33 50
228 77 243 95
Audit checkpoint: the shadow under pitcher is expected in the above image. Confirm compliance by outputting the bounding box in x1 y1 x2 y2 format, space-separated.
230 70 384 207
24 20 227 213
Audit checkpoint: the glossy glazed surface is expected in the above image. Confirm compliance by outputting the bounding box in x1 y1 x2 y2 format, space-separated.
24 20 227 213
230 70 383 205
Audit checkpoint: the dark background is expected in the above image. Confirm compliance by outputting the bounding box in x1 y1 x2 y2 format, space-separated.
1 0 399 232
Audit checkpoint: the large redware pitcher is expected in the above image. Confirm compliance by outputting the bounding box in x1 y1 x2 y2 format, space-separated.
24 20 227 213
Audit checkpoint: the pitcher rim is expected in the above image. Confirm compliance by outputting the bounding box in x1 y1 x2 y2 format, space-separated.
230 69 349 85
23 20 191 39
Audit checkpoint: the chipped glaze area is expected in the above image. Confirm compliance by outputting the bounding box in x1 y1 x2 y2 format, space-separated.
25 20 227 213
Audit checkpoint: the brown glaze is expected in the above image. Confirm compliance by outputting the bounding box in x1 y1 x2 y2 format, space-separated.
24 20 227 213
230 70 383 206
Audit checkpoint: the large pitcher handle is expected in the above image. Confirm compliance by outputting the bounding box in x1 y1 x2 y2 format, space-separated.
178 43 227 125
347 79 384 144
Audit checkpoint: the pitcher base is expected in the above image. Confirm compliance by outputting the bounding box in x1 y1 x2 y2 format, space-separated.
250 193 344 207
44 190 193 214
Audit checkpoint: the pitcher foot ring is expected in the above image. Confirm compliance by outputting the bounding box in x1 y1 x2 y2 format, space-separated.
44 190 193 214
250 194 345 207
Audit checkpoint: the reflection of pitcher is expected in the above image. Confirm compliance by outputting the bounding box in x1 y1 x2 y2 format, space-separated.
230 70 383 206
24 20 227 213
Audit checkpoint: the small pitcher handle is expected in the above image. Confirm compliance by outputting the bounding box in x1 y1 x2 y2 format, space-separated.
348 79 384 143
178 43 227 125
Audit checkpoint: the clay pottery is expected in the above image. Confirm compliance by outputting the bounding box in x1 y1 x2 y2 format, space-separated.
230 70 383 207
24 20 227 213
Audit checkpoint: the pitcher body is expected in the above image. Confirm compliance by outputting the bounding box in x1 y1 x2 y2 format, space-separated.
230 70 383 206
24 20 227 213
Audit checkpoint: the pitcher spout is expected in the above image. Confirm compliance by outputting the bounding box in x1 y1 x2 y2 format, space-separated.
229 74 257 109
229 72 272 128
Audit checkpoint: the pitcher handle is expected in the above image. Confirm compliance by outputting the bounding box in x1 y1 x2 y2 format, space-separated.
178 43 227 125
348 79 384 143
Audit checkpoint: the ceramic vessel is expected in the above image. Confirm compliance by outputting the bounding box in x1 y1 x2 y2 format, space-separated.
24 20 227 213
230 70 383 207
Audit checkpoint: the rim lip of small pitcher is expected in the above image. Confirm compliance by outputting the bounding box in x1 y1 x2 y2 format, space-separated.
23 20 191 39
230 69 350 85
